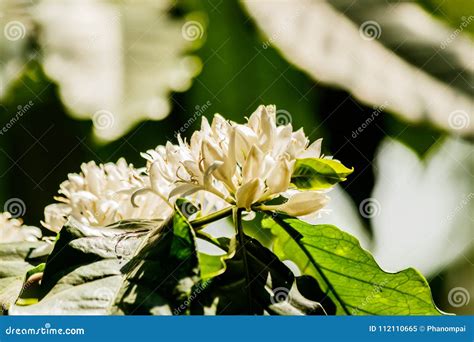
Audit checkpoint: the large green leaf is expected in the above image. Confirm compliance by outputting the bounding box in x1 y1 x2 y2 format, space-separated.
291 158 353 190
262 214 443 315
9 219 158 315
112 209 201 315
8 202 233 315
193 234 331 315
0 241 49 314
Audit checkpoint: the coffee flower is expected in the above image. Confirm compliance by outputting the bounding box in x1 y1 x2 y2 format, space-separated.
140 140 231 216
144 105 332 217
42 158 171 232
0 212 42 243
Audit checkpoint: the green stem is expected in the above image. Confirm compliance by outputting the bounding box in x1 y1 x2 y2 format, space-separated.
233 207 253 313
190 206 233 229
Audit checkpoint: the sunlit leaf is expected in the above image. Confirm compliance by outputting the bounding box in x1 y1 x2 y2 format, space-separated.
262 214 443 315
9 219 156 315
198 252 228 280
291 158 353 190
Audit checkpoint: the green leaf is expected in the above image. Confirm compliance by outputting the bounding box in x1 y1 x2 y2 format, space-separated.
198 252 228 281
262 214 443 315
291 158 353 190
11 210 203 315
194 234 330 315
0 241 50 313
113 208 201 315
176 198 231 282
9 219 157 315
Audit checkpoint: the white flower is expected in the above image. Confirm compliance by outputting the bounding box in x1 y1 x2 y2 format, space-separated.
143 105 329 216
141 140 230 216
42 158 171 232
0 212 42 243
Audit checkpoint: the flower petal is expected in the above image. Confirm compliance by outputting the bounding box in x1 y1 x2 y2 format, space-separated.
236 178 264 210
202 140 224 169
263 191 328 216
299 138 322 159
234 125 258 164
242 145 264 183
168 183 203 199
265 158 291 196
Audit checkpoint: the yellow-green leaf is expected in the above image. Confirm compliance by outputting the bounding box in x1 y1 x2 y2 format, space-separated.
291 158 353 190
262 214 444 315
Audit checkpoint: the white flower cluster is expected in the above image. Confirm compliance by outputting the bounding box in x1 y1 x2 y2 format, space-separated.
0 212 42 243
42 158 170 232
143 105 329 216
35 105 331 235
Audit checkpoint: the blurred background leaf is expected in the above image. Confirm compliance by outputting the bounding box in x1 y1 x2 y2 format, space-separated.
241 0 474 135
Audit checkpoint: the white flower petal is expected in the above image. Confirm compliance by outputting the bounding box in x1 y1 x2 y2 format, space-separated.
266 158 291 196
258 105 276 152
234 125 258 164
264 191 329 216
236 178 265 210
299 138 322 159
242 145 265 183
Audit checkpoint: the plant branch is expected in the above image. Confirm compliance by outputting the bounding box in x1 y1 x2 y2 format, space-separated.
233 207 253 313
190 206 233 229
